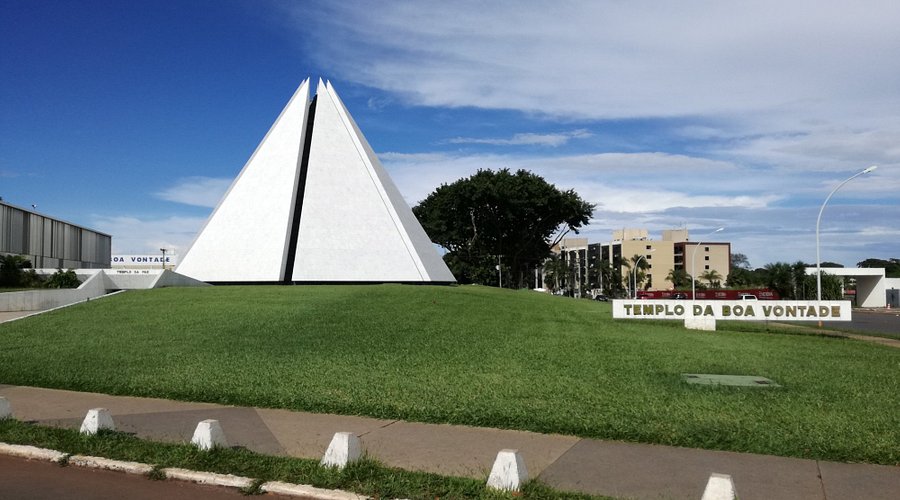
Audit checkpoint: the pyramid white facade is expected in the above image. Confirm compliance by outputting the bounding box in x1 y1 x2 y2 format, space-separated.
176 79 455 284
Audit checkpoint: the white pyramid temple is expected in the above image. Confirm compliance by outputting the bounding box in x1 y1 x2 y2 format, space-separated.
176 79 456 284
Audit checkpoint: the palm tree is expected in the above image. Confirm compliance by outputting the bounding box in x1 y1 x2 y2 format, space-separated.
666 268 691 289
542 255 569 294
591 257 615 296
700 269 723 289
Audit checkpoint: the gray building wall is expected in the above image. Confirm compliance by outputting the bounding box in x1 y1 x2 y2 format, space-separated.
0 201 111 269
886 278 900 308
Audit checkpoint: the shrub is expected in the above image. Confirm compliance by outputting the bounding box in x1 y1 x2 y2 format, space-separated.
45 269 80 289
0 254 33 287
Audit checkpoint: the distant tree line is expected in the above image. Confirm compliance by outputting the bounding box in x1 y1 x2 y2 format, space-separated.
857 258 900 278
726 255 843 300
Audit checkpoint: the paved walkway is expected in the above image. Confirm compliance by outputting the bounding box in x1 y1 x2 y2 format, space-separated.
1 385 897 500
0 310 37 322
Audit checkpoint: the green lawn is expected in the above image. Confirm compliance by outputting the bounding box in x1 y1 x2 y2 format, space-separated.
0 285 897 465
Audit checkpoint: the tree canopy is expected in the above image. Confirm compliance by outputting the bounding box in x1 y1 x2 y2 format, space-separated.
413 168 594 287
858 258 900 278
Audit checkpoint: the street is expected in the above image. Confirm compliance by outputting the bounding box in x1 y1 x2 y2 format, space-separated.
0 455 299 500
823 310 900 338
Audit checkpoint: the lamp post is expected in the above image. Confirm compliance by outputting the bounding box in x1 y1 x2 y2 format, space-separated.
160 248 167 270
632 249 656 299
691 227 724 301
815 166 877 320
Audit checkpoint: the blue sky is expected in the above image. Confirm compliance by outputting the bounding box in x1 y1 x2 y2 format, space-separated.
2 0 898 269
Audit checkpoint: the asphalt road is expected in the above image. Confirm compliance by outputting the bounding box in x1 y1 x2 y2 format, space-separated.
822 311 900 338
0 455 300 500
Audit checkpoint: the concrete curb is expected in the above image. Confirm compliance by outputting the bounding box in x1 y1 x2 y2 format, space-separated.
161 467 255 489
261 480 370 499
0 441 370 499
0 443 66 462
68 455 154 475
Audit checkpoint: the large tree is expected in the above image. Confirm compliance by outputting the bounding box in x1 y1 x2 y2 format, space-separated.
413 169 594 287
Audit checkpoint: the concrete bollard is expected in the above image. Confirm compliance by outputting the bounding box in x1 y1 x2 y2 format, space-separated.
486 449 529 491
321 432 362 468
191 419 228 450
0 397 11 419
701 472 737 500
80 408 115 435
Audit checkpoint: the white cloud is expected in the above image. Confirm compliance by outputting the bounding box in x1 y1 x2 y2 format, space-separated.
381 150 779 211
448 129 592 147
290 1 900 121
91 214 208 255
154 177 232 208
379 148 893 267
281 1 900 183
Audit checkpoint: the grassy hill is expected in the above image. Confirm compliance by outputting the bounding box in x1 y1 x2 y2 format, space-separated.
0 284 897 465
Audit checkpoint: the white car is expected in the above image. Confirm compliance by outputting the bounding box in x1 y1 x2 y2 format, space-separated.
738 294 758 301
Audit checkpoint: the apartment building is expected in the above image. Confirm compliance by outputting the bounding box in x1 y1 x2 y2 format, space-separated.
551 228 730 296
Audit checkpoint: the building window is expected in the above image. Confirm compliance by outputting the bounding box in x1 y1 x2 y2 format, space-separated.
646 245 652 250
705 265 710 270
705 246 710 251
705 256 709 261
646 255 652 260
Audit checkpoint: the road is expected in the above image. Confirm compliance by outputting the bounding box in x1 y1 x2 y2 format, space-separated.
0 455 300 500
822 310 900 338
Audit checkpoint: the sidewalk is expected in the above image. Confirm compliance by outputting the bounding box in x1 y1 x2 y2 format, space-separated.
1 384 898 500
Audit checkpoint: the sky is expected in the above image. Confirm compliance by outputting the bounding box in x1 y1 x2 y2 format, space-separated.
1 0 898 270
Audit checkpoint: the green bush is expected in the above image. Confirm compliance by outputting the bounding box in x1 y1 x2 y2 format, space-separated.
45 269 80 289
0 254 34 287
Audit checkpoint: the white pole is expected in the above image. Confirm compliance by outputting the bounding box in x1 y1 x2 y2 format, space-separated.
632 249 656 299
816 166 877 323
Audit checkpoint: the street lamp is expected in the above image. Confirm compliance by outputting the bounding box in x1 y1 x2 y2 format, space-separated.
160 248 167 270
815 166 878 306
691 227 724 301
632 249 656 299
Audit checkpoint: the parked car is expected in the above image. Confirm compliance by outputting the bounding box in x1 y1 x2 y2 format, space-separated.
594 294 609 302
738 293 758 301
671 293 688 300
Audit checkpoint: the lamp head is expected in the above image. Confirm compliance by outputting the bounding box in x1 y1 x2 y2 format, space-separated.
863 165 878 174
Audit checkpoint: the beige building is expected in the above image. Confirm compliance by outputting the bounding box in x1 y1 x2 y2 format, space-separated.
550 228 731 296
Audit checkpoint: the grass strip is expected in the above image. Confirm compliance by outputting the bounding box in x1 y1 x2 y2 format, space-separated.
0 419 608 500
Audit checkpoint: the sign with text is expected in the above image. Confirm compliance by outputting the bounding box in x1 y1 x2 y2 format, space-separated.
612 300 851 321
111 255 178 266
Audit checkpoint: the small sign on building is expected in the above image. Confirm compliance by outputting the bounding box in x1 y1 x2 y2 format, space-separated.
111 254 178 270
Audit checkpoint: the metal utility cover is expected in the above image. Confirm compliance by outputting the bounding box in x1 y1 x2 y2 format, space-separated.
682 374 781 387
